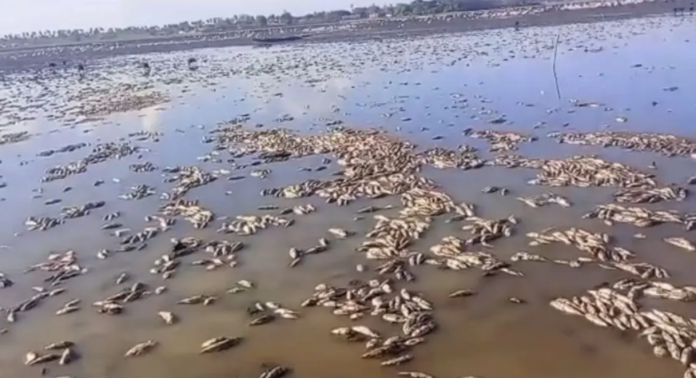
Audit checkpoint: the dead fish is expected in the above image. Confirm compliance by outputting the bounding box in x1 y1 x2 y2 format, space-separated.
259 365 290 378
26 352 59 365
56 305 80 315
199 336 242 354
351 325 380 338
237 280 254 289
664 237 696 251
44 341 74 350
24 352 38 365
59 348 75 365
178 295 206 304
115 272 129 285
124 340 157 357
158 311 176 324
249 314 274 326
328 228 352 238
101 222 123 230
398 372 434 378
289 247 301 259
449 289 476 298
381 354 413 366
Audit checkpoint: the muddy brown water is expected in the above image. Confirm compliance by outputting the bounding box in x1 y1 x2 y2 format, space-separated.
1 15 696 378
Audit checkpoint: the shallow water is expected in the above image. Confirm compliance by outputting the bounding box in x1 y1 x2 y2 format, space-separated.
1 15 696 378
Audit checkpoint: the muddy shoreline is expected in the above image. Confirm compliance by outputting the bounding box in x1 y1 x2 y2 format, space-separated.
0 1 692 72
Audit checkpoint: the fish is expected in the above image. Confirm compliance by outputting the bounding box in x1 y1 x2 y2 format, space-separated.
398 372 434 378
124 340 157 357
259 365 290 378
59 348 75 365
44 341 74 350
328 228 351 238
158 311 176 324
249 314 274 326
178 295 206 304
449 289 476 298
26 353 59 365
199 337 242 354
381 354 413 366
664 237 696 251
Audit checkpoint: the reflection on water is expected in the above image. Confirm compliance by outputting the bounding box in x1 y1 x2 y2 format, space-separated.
139 105 164 133
0 15 695 378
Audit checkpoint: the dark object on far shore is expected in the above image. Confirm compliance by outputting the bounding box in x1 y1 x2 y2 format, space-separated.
187 57 198 71
515 21 521 31
142 61 151 76
252 35 306 45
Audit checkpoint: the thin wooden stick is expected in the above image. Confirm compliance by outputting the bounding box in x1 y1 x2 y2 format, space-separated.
552 32 561 100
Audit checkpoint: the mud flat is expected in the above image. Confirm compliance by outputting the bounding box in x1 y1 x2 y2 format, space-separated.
0 14 695 378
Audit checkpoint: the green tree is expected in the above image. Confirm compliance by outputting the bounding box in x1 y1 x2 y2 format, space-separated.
255 15 268 27
280 10 293 25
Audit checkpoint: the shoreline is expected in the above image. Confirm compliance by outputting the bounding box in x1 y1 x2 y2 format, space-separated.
0 1 693 72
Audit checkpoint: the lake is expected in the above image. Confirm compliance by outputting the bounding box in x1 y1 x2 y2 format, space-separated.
0 14 695 378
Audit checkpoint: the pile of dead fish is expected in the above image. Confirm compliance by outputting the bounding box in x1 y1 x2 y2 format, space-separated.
417 147 485 170
359 215 431 260
461 215 518 247
317 174 435 205
214 125 454 206
529 155 656 188
548 131 696 157
78 92 168 119
303 280 436 367
429 236 521 275
218 214 293 235
627 280 696 302
42 142 141 182
527 227 634 262
550 286 696 378
0 131 31 145
24 216 63 231
517 192 572 208
24 341 77 366
160 199 214 228
11 250 86 322
466 129 537 152
488 153 546 169
583 204 689 228
37 142 86 157
120 184 156 200
129 161 157 172
42 162 87 182
613 186 688 203
526 227 669 278
25 201 106 231
400 188 461 217
163 166 217 199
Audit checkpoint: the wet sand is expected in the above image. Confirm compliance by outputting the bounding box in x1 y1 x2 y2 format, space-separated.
0 15 695 378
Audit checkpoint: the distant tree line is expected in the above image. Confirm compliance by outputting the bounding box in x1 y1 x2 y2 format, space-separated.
0 0 540 46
